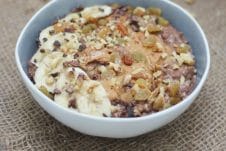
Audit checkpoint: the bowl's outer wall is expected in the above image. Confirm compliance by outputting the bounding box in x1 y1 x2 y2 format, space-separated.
16 0 209 138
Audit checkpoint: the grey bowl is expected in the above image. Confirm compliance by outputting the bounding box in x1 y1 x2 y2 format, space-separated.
15 0 210 138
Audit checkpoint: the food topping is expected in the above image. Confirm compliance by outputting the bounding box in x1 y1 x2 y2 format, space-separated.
29 4 196 117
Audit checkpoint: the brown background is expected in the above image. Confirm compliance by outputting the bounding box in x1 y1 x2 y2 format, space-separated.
0 0 226 150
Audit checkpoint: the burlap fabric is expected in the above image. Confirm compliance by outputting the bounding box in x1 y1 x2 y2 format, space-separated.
0 0 225 150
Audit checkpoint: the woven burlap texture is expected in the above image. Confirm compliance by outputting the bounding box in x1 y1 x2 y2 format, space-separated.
0 0 226 150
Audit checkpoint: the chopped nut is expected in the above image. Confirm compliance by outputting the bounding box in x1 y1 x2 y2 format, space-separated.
63 60 80 68
109 63 121 74
53 23 64 33
161 53 168 59
153 71 162 78
132 68 148 80
133 7 146 16
65 84 74 94
142 35 157 48
156 42 164 52
123 74 132 86
98 27 109 38
45 76 54 85
121 92 134 102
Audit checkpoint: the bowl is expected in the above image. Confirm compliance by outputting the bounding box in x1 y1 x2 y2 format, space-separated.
15 0 210 138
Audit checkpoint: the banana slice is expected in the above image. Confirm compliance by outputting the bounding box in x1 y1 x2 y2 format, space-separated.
54 67 111 117
34 51 64 92
76 80 111 117
81 5 112 20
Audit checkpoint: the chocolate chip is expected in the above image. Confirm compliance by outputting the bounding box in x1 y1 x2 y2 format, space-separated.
52 48 58 52
98 8 105 12
91 74 100 80
63 54 67 57
123 83 134 89
64 38 69 42
51 72 59 77
40 49 45 53
130 20 140 32
53 88 61 95
71 18 77 23
103 113 108 117
78 74 87 80
43 38 48 42
68 99 77 108
127 106 134 117
49 30 55 35
78 43 86 52
64 27 74 33
36 39 41 47
53 40 61 48
72 6 84 13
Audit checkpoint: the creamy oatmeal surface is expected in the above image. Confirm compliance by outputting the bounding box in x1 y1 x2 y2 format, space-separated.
28 4 196 117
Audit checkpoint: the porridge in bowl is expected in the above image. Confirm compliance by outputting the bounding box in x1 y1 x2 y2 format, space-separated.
28 4 196 117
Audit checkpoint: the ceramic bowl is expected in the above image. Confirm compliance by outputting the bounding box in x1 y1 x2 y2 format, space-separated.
15 0 210 138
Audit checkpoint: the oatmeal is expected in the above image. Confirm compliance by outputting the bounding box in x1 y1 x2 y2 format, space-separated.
28 4 196 117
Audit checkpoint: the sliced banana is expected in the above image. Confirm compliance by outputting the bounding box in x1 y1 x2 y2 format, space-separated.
54 67 111 117
81 5 112 20
34 51 64 92
76 80 111 117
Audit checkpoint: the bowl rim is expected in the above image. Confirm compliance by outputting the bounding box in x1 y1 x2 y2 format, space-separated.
15 0 210 122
